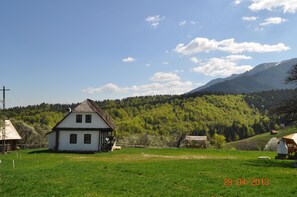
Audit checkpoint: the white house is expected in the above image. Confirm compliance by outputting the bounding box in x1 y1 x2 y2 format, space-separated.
48 99 116 152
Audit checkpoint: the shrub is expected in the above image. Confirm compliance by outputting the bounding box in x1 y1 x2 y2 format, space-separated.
212 134 226 149
235 140 259 151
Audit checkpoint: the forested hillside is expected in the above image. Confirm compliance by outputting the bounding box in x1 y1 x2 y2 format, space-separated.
4 91 291 147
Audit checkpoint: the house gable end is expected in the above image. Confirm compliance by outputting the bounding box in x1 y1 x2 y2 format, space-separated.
52 99 116 131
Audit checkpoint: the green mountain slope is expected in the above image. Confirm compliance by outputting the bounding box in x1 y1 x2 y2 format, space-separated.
191 58 297 94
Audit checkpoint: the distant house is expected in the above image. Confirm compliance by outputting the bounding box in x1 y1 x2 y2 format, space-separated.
48 99 116 152
271 130 278 135
184 135 208 148
0 120 22 151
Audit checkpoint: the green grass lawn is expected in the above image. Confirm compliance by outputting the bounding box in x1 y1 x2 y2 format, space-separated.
1 148 297 197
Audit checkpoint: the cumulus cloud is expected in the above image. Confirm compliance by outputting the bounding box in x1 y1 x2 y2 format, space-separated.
191 56 253 77
122 57 136 63
260 17 288 25
174 37 289 55
242 16 258 21
149 72 181 82
249 0 297 13
190 57 200 64
82 83 129 94
82 72 193 96
234 0 242 5
130 80 193 96
146 15 165 29
225 55 253 61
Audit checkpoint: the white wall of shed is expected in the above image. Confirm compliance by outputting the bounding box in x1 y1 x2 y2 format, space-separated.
48 132 56 150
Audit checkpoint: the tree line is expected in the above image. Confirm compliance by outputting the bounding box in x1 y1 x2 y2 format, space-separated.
4 92 289 147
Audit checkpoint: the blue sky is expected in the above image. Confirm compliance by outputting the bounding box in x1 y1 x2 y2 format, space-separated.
1 0 297 107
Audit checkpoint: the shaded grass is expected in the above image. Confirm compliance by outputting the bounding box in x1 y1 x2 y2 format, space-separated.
0 148 297 196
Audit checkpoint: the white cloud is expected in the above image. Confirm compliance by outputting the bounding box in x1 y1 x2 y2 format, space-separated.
82 73 193 96
149 72 181 82
82 83 129 94
174 37 290 55
130 80 193 96
175 37 218 55
179 20 187 26
162 62 169 65
225 55 253 61
122 57 136 63
192 57 253 77
190 57 200 64
260 17 288 25
234 0 242 5
249 0 297 13
242 16 258 21
179 20 197 26
145 15 165 29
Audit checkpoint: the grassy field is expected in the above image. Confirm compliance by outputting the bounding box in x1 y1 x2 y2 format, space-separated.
0 148 297 197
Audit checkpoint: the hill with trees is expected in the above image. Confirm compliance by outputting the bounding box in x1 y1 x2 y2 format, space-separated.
5 91 292 147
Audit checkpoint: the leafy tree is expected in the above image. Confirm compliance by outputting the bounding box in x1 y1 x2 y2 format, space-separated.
276 64 297 125
212 134 226 149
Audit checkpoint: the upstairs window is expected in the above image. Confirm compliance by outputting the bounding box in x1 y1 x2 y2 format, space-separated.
86 115 92 123
84 134 91 144
70 134 77 144
76 114 82 123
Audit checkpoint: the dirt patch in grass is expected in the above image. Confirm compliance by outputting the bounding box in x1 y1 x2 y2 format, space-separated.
141 153 237 160
64 153 237 163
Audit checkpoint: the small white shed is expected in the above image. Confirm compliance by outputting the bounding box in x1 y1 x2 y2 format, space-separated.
0 120 22 151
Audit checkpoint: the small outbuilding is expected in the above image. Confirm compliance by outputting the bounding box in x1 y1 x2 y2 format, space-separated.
0 120 22 151
276 133 297 159
271 130 278 135
184 135 208 148
282 133 297 158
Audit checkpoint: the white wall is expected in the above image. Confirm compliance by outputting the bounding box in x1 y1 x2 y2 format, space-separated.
48 132 56 150
58 130 99 152
57 112 110 129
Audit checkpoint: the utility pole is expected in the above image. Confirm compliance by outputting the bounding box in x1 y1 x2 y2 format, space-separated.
1 86 10 154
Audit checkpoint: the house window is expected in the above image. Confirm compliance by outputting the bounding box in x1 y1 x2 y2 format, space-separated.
70 134 77 144
76 114 82 123
84 134 91 144
86 115 92 123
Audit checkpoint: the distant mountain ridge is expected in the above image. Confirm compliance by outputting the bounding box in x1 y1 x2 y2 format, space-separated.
189 58 297 94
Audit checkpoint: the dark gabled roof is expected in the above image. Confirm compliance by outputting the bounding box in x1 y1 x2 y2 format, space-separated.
84 99 117 130
52 99 116 131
